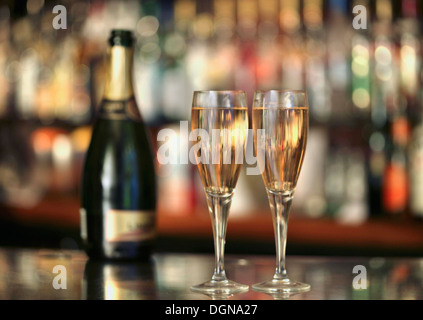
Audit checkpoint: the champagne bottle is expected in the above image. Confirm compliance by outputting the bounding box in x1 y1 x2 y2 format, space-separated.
80 30 156 260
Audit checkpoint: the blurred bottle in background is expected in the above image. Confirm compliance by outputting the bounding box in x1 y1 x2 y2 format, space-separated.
367 0 395 217
1 0 423 225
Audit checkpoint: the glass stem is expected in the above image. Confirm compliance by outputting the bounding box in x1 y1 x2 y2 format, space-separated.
266 189 294 281
206 192 233 282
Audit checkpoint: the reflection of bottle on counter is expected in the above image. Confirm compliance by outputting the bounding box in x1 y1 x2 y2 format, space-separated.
82 260 157 300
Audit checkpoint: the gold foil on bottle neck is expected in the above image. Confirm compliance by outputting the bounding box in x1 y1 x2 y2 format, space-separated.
103 46 134 101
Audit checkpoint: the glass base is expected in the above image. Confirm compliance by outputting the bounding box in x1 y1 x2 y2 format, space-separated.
252 278 310 294
191 279 249 295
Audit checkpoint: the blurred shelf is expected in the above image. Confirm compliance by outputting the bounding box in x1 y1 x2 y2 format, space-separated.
157 213 423 253
3 195 423 254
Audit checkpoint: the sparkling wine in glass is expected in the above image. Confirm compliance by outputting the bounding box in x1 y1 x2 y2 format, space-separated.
252 90 310 294
190 90 249 295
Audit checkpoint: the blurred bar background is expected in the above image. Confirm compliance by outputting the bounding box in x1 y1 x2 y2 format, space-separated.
1 0 423 256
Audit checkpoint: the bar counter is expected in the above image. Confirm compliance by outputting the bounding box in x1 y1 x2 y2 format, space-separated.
0 247 422 300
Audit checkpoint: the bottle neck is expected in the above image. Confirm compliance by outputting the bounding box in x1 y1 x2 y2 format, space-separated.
103 45 134 101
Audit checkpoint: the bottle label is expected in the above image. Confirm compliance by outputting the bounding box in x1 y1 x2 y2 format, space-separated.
105 210 155 242
98 96 142 121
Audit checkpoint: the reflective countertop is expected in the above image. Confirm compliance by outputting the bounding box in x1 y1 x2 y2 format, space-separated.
0 247 422 300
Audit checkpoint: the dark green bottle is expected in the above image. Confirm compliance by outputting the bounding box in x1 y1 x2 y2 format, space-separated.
80 30 156 260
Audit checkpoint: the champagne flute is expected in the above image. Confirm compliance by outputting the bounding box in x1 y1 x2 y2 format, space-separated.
190 90 249 295
252 90 310 294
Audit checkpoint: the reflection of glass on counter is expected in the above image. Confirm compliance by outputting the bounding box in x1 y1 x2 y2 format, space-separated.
153 254 253 300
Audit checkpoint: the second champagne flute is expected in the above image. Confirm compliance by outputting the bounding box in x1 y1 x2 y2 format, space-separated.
190 90 249 295
252 90 310 294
